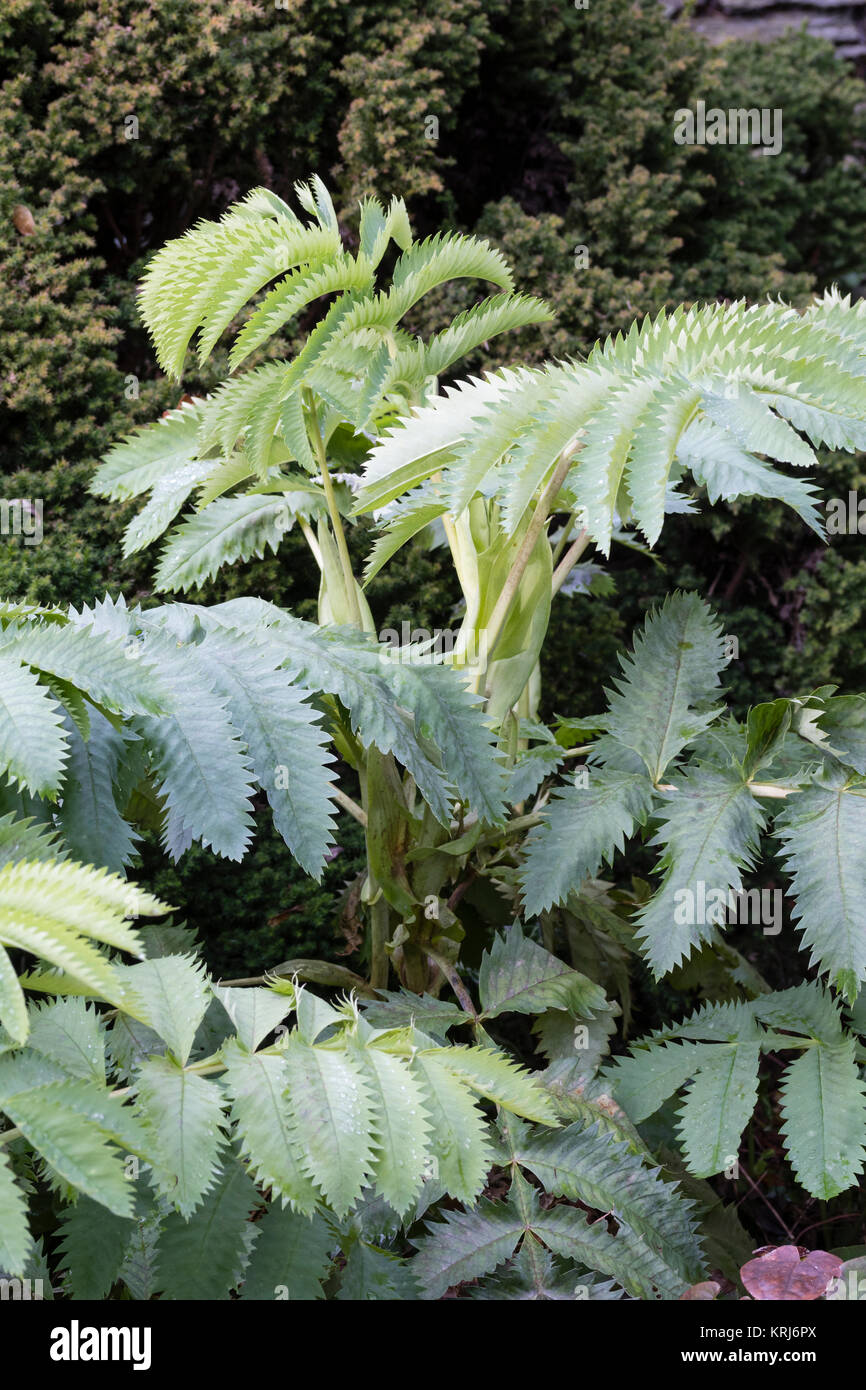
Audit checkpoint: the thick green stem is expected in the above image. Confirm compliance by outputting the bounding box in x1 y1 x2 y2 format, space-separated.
358 760 392 990
402 940 430 994
369 893 391 990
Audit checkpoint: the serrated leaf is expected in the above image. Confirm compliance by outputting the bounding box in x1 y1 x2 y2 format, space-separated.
1 621 167 717
0 811 63 868
506 741 564 805
520 769 652 914
117 1199 161 1301
107 1013 167 1080
221 1040 319 1213
516 1121 705 1283
92 400 207 501
426 1045 558 1125
251 611 506 825
410 1053 494 1204
191 627 336 877
0 1147 31 1275
635 765 766 976
27 998 106 1085
780 1040 866 1199
132 630 256 861
412 1197 525 1298
356 1043 430 1216
534 1199 687 1300
0 650 67 797
701 385 817 469
752 983 842 1044
363 499 447 585
776 766 866 1000
0 860 167 1025
57 1195 134 1300
240 1203 332 1300
154 494 300 592
154 1161 259 1299
360 990 470 1037
470 1245 623 1301
679 418 824 536
122 458 215 556
336 1239 419 1300
56 712 137 874
0 1066 133 1217
212 986 292 1053
600 592 727 782
608 1040 718 1123
811 695 866 776
282 1038 374 1216
677 1040 761 1178
135 1056 226 1216
119 956 210 1065
479 923 609 1020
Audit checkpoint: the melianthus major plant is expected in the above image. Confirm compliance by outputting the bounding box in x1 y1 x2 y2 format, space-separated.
2 178 866 1299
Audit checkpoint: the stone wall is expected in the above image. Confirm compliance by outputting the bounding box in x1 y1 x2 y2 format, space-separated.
662 0 866 63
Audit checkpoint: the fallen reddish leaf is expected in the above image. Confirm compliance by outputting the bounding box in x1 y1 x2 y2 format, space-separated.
680 1281 720 1300
740 1245 842 1301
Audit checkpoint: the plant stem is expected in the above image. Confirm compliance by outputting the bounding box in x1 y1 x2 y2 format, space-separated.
356 760 388 990
551 528 590 594
298 516 323 568
736 1162 797 1242
304 387 361 626
748 782 796 799
441 509 465 584
504 811 544 833
369 894 390 990
221 962 377 994
402 941 430 994
478 810 544 844
425 947 477 1016
0 1062 227 1150
333 787 368 826
551 508 579 566
658 780 796 800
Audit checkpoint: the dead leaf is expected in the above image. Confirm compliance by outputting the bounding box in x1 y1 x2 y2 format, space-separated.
337 872 364 956
12 205 36 236
680 1281 720 1300
161 394 194 418
265 906 303 927
740 1245 842 1301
